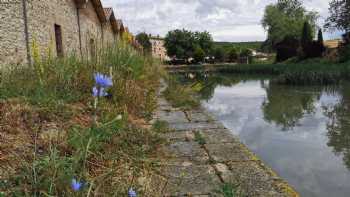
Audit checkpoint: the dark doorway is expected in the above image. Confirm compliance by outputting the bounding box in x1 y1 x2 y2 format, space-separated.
54 24 63 57
90 39 96 59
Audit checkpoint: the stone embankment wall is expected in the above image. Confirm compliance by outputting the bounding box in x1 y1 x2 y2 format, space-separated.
152 81 300 196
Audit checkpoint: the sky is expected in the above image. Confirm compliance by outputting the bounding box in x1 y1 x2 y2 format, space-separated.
101 0 344 42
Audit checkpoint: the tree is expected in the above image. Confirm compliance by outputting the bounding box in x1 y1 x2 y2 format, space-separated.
301 21 314 58
193 46 205 63
164 29 214 60
301 21 313 47
135 32 152 54
194 31 214 55
317 29 324 44
325 0 350 32
262 0 318 49
214 47 226 62
164 29 195 59
228 48 239 62
275 36 299 62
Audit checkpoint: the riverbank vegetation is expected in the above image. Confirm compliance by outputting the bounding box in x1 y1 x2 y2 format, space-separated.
0 41 168 196
163 76 200 109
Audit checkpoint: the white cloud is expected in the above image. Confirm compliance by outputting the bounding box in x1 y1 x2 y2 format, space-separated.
101 0 340 42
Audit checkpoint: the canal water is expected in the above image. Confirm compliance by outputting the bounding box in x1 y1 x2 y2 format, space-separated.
178 73 350 197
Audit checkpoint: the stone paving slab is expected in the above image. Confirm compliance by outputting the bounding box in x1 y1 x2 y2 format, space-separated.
199 129 239 144
162 141 209 164
225 161 291 197
204 143 257 162
186 112 214 123
160 164 222 196
156 110 189 124
161 131 194 142
168 122 225 131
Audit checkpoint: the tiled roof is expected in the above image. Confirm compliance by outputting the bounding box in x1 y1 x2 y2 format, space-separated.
104 8 113 20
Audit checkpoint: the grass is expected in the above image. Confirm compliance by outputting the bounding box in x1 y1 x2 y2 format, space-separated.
214 183 242 197
212 61 350 85
163 76 200 110
0 40 168 195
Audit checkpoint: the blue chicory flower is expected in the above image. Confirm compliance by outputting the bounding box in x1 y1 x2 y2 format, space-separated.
92 86 108 97
71 178 83 191
94 73 113 87
128 188 137 197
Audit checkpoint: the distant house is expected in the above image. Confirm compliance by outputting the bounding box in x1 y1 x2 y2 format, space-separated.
324 39 342 49
149 36 170 62
0 0 124 66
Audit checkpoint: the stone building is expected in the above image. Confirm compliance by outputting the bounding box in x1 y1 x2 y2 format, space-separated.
150 36 169 62
0 0 123 66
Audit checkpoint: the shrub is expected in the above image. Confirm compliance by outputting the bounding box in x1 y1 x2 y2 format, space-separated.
275 36 299 62
193 46 205 63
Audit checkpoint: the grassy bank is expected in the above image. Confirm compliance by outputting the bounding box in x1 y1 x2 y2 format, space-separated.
163 76 200 110
213 62 350 85
0 41 168 196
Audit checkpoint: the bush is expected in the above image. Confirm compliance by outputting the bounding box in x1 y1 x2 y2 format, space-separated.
228 48 239 62
339 32 350 62
302 41 325 59
275 36 299 62
214 47 226 62
193 46 205 63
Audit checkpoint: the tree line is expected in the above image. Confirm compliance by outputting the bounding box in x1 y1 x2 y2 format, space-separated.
262 0 350 62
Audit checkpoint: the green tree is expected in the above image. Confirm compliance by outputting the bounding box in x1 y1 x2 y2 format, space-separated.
193 46 205 63
164 29 195 59
214 47 226 62
194 31 214 55
262 0 318 49
301 21 313 46
301 21 314 57
135 32 152 54
317 29 324 44
228 48 239 62
325 0 350 32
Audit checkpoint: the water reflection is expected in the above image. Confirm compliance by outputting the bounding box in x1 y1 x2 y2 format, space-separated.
262 84 321 130
323 84 350 170
178 73 350 197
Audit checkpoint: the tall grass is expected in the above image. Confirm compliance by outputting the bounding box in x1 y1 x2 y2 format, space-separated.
0 39 167 196
214 62 350 85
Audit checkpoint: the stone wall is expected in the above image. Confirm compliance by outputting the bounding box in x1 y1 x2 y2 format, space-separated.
102 22 116 48
0 0 121 65
79 1 102 60
26 0 81 59
0 0 28 66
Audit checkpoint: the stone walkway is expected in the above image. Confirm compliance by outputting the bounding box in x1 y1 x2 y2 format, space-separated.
152 82 299 197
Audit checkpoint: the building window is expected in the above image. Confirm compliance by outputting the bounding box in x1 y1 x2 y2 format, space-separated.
54 24 64 57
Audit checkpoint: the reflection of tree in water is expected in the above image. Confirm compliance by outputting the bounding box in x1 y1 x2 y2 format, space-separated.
177 73 241 101
262 83 321 130
323 84 350 170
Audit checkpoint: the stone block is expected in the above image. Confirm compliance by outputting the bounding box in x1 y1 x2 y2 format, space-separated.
161 164 222 196
204 143 255 162
199 129 239 144
162 141 209 164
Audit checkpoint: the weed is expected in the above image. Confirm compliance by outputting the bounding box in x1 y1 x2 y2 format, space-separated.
214 183 242 197
152 120 170 133
194 131 206 145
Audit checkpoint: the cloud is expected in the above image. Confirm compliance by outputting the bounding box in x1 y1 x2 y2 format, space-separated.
101 0 339 42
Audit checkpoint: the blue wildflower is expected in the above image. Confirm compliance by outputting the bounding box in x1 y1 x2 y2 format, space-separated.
71 178 83 191
92 86 108 97
128 188 137 197
94 73 113 87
